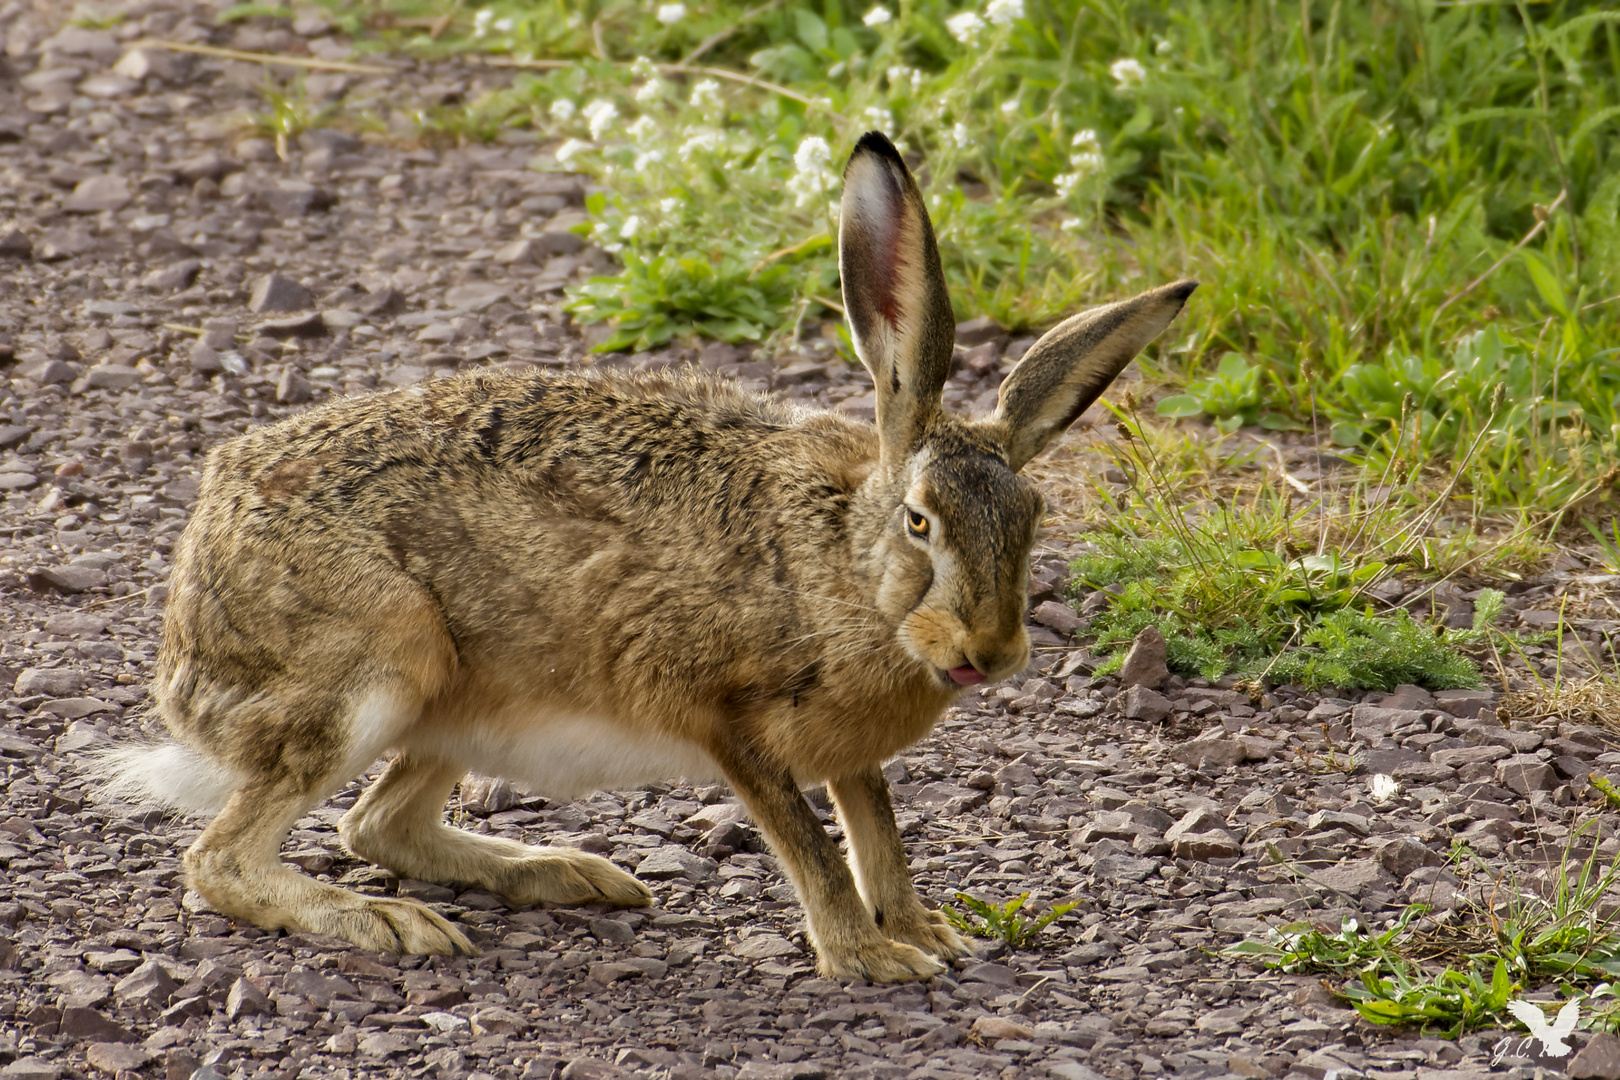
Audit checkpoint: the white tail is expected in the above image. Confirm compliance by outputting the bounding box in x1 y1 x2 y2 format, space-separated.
91 742 242 816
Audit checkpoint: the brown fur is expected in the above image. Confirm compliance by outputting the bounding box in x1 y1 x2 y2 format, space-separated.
117 132 1195 981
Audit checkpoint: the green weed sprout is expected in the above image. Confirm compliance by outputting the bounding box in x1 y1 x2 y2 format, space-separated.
943 892 1078 949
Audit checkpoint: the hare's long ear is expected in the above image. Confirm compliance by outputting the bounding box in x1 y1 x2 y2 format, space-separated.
992 280 1198 472
839 132 955 465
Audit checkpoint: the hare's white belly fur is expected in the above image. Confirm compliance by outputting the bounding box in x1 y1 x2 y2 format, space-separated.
397 712 722 800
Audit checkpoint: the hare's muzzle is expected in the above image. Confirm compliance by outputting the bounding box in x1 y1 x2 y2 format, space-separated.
947 665 986 686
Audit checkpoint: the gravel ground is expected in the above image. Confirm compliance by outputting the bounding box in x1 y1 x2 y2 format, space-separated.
4 4 1620 1080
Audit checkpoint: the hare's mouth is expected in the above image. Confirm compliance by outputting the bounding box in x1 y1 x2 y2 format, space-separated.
945 664 985 686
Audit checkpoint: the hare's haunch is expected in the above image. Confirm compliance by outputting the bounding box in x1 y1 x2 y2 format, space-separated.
101 132 1195 982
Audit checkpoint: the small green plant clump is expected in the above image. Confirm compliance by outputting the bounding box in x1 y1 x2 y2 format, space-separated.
1228 824 1620 1037
1069 527 1506 692
944 891 1079 949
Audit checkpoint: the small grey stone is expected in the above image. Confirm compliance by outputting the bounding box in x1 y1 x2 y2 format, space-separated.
172 151 238 184
15 667 90 696
257 312 327 338
1311 857 1394 897
189 342 222 373
1431 744 1509 768
1168 736 1245 769
1117 684 1173 722
1377 836 1441 879
495 238 536 264
1350 703 1427 739
955 315 1003 346
249 273 313 313
1498 755 1558 794
36 227 98 260
85 1044 154 1074
63 174 131 213
82 364 141 390
445 282 509 311
459 774 520 814
0 229 32 258
141 259 200 292
24 358 79 384
1165 808 1241 860
732 933 799 959
1117 625 1170 689
1570 1032 1620 1080
1 1058 63 1080
31 564 106 592
357 287 406 316
636 846 718 882
1030 600 1081 634
276 368 313 404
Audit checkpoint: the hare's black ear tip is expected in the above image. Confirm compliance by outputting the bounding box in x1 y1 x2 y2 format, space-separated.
1168 279 1200 302
853 130 903 165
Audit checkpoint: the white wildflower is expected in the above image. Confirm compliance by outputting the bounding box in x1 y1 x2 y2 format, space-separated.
550 98 577 122
951 121 972 149
886 65 922 91
627 115 657 143
1110 57 1146 88
634 149 665 171
787 135 835 210
630 56 658 79
681 128 722 155
635 78 665 104
493 16 513 33
659 197 679 213
985 0 1023 26
862 106 894 132
1000 98 1019 116
945 11 984 45
1059 216 1081 231
1156 38 1173 55
656 3 686 25
1072 128 1101 152
581 99 618 140
793 135 832 175
1052 172 1080 199
1368 774 1401 803
620 214 643 240
690 78 722 112
554 138 588 164
1069 151 1103 176
863 5 892 27
473 9 493 37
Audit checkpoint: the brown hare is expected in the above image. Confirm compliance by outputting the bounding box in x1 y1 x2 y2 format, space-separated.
103 131 1194 982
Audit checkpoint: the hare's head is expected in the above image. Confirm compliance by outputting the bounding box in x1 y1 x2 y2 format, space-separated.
838 132 1195 689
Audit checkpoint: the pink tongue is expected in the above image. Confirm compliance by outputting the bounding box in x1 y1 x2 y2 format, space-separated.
948 665 986 686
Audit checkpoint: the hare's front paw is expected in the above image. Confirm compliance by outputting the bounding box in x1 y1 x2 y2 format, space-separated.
326 896 476 956
499 848 653 909
818 937 945 983
886 907 970 962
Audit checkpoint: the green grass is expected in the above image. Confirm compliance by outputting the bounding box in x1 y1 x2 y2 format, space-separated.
299 0 1620 513
1229 822 1620 1037
943 891 1080 948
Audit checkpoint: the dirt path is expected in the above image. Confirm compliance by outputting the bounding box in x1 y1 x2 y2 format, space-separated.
3 4 1619 1080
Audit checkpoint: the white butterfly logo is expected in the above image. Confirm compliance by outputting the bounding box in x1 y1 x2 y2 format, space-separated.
1504 999 1580 1057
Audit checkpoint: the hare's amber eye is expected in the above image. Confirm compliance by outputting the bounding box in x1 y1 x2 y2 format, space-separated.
905 509 930 539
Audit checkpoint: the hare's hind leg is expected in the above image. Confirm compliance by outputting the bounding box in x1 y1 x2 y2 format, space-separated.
187 775 474 955
339 754 652 908
829 766 968 962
